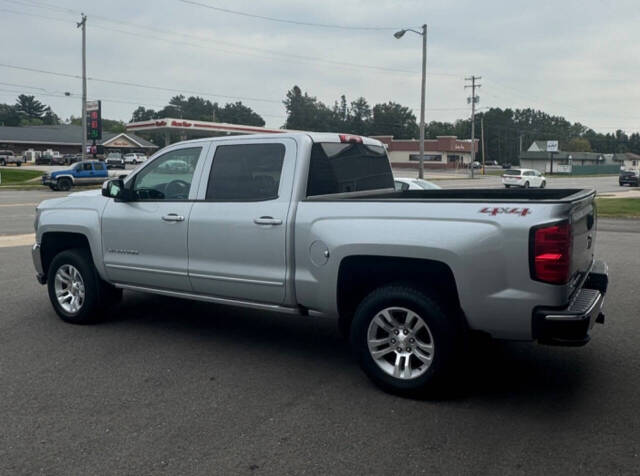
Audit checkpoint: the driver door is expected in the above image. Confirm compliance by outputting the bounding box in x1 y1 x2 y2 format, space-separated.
101 145 207 291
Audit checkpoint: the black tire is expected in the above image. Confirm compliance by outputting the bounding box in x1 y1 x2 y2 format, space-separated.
132 159 137 165
47 248 122 324
540 180 546 188
0 159 5 166
57 177 72 191
16 161 22 167
350 284 464 398
523 181 530 188
505 185 510 188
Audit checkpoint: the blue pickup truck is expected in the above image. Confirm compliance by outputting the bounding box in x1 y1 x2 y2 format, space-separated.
42 160 109 191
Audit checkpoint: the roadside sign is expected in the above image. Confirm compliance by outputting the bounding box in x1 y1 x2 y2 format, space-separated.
86 100 102 141
546 140 558 152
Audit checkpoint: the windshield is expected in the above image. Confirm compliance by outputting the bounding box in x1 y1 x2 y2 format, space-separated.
307 142 393 196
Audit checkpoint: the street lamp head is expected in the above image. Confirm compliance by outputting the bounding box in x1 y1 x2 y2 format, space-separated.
394 29 407 39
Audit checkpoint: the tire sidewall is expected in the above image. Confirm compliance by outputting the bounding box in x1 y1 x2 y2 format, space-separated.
47 249 100 324
350 286 459 396
58 178 71 191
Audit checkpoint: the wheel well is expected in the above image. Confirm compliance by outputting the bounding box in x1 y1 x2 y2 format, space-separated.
41 232 91 276
337 255 463 330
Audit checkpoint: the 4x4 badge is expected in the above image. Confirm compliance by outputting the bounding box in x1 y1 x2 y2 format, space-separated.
479 207 531 216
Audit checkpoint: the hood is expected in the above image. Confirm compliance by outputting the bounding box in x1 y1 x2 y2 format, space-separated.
69 189 102 198
50 168 73 177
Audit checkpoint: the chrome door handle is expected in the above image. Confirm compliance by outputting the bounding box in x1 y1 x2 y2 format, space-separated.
254 216 282 226
162 213 185 222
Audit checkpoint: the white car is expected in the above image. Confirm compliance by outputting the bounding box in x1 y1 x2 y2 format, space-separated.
502 168 546 188
123 153 147 165
394 177 441 191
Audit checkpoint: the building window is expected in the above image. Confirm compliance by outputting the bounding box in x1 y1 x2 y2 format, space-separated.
447 154 461 162
409 154 441 161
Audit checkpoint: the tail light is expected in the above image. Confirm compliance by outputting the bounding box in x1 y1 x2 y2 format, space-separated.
339 134 363 143
530 221 572 284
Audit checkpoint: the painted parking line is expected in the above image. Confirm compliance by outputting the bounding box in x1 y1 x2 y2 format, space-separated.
0 233 35 248
0 203 39 208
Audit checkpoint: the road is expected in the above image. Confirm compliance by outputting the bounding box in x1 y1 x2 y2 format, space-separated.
0 200 638 473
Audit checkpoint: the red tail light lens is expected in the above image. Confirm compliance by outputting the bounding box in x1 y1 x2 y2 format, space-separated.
339 134 363 143
531 222 572 284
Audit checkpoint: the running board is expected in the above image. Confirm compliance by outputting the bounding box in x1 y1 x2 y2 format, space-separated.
114 283 303 315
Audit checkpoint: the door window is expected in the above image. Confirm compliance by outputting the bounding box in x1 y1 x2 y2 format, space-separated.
94 162 106 171
206 143 285 201
83 162 93 171
132 147 201 201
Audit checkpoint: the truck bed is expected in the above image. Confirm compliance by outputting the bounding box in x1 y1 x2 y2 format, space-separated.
308 188 593 203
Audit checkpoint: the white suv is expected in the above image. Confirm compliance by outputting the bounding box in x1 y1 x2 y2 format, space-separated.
123 153 147 164
502 168 546 188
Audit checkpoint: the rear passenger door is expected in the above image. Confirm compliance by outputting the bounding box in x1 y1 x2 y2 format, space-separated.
188 139 296 304
92 161 107 183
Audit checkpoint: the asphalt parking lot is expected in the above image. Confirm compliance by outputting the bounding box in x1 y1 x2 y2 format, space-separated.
0 188 639 474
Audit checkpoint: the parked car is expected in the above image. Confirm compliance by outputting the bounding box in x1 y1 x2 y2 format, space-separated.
0 149 23 166
502 168 546 188
394 177 441 191
41 160 109 191
619 169 639 187
124 153 147 164
62 154 82 165
470 161 481 169
32 132 607 397
502 163 512 169
35 154 53 165
105 153 125 169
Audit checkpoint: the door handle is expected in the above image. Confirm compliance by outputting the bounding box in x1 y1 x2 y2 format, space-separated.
162 213 185 222
254 216 282 226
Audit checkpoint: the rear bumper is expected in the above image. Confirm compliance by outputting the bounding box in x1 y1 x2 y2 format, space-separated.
532 260 608 346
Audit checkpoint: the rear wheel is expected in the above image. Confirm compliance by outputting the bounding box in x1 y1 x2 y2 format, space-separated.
16 161 22 167
523 181 530 188
350 285 464 398
0 159 5 166
540 180 546 188
505 185 510 188
47 248 121 324
57 177 72 191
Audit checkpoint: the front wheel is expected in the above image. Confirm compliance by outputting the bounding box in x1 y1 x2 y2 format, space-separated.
47 248 121 324
350 285 464 398
16 161 22 167
57 178 72 191
0 159 5 166
540 180 546 188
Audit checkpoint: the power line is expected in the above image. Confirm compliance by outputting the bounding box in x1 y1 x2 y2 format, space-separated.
0 0 463 77
178 0 401 31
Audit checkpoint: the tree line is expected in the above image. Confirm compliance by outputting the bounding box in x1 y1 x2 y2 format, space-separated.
2 89 639 163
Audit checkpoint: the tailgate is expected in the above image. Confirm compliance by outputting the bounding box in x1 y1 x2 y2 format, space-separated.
569 193 597 290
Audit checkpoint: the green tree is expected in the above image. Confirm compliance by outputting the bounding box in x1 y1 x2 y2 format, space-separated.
0 104 22 126
566 137 592 152
216 101 265 126
15 94 46 119
349 97 371 135
369 102 418 139
130 106 157 122
283 86 333 131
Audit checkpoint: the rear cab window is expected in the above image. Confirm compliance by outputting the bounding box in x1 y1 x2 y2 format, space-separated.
306 142 394 196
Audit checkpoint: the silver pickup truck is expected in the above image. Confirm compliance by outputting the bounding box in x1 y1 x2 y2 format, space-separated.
32 132 608 396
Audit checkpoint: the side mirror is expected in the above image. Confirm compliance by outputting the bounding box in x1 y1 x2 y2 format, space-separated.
102 178 129 201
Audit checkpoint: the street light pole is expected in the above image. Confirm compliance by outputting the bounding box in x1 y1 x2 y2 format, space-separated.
394 25 428 179
77 14 87 160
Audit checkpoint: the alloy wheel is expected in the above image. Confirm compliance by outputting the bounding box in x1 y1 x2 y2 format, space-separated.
54 264 85 314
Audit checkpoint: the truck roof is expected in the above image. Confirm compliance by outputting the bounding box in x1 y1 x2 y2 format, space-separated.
170 131 384 147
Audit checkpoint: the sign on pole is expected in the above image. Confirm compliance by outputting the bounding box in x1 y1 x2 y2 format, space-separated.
546 140 559 152
86 100 102 141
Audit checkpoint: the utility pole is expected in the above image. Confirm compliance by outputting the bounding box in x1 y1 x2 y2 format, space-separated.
481 116 486 175
77 14 87 160
465 75 481 178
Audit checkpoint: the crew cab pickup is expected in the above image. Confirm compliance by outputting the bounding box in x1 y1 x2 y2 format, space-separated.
41 160 109 191
32 132 608 396
0 149 23 166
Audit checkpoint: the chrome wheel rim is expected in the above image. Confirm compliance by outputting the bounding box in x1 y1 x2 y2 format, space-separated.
367 307 435 380
54 264 85 314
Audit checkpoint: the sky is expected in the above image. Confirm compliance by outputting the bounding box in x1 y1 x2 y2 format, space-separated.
1 0 639 134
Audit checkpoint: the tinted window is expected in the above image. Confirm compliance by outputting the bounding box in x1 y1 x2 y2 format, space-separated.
82 163 93 171
133 147 201 200
94 162 106 171
307 142 393 196
504 169 522 175
206 143 285 200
